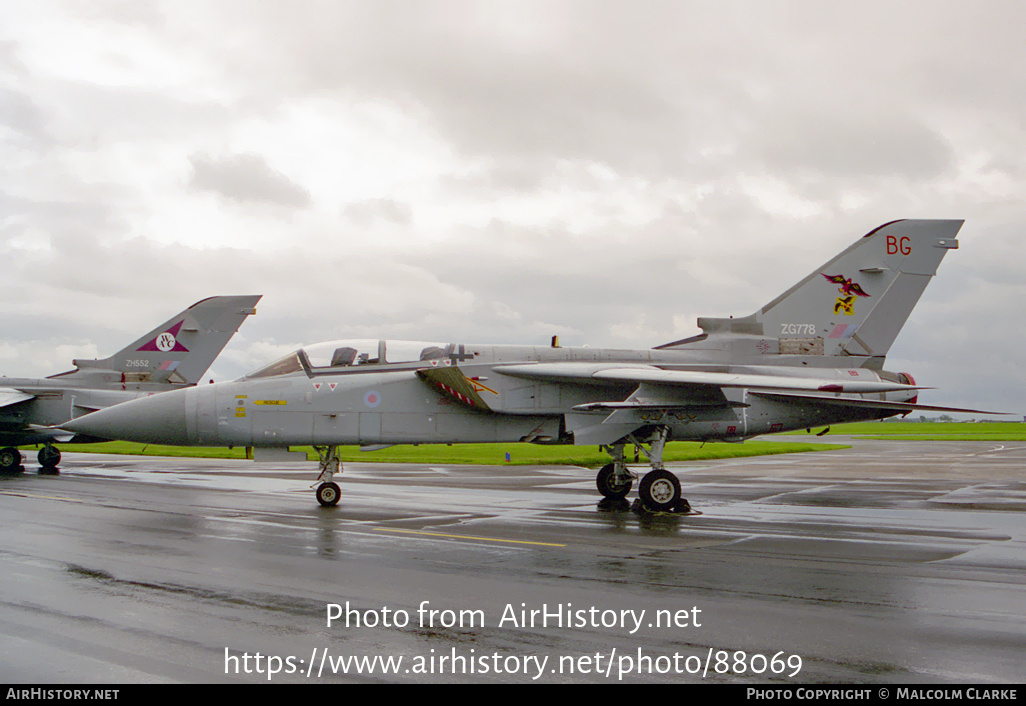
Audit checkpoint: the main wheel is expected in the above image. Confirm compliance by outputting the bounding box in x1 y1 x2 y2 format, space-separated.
0 447 22 473
316 482 341 507
638 469 681 511
38 445 61 468
596 463 632 499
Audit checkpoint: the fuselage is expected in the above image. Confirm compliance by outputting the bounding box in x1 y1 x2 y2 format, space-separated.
0 377 175 446
77 339 914 449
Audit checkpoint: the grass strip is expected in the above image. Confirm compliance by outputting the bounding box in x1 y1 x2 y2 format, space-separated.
29 439 848 467
787 421 1026 441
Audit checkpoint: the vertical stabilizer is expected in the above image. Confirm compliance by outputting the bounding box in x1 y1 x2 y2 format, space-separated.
664 220 963 364
755 220 962 359
52 295 262 385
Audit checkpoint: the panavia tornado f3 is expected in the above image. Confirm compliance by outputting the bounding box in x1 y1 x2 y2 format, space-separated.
62 221 993 510
0 295 261 473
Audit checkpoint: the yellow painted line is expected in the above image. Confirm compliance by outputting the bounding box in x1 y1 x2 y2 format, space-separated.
375 527 565 547
0 490 85 503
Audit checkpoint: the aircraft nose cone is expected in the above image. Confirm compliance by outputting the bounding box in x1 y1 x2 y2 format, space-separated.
63 388 192 445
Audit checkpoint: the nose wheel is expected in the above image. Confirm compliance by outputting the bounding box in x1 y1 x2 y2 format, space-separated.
316 482 341 507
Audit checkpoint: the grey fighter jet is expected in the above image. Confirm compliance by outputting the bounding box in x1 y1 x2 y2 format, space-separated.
62 221 993 510
1 295 261 472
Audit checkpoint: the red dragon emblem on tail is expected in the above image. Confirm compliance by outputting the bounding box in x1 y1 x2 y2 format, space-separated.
822 274 870 316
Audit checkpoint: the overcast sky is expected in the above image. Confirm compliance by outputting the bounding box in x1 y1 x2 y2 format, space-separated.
1 1 1023 415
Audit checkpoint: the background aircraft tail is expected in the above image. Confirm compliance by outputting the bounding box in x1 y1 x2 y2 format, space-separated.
50 295 261 387
662 220 963 365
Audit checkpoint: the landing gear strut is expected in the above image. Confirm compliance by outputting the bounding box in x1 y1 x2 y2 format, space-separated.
597 426 690 513
313 445 342 507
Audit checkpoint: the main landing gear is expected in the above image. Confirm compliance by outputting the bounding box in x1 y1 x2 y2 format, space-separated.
313 445 342 507
0 445 62 474
598 427 691 513
38 444 61 474
0 447 23 473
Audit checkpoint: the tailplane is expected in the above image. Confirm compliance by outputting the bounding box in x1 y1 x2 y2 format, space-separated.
49 295 261 386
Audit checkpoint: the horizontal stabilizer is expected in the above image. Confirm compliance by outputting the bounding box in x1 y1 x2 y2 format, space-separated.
25 425 76 443
72 403 105 414
752 390 1007 416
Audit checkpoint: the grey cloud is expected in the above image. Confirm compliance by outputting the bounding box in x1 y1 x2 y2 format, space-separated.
67 0 168 29
189 153 311 208
7 74 238 148
752 107 954 179
0 190 126 252
0 87 49 145
342 198 413 226
0 234 473 378
165 3 694 177
106 2 1022 195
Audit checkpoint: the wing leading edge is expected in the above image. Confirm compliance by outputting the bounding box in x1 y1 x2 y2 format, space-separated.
493 363 927 394
494 363 998 418
0 389 35 408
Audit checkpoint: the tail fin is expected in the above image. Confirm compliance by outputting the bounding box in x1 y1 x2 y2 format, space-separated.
50 295 262 386
664 220 963 364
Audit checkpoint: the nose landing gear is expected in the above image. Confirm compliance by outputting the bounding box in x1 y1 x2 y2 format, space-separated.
313 445 342 507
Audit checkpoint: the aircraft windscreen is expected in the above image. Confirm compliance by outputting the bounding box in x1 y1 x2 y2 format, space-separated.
385 340 449 364
303 340 450 369
244 351 304 379
245 340 453 378
303 340 380 368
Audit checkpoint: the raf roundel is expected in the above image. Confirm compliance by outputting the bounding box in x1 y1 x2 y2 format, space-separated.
364 391 382 408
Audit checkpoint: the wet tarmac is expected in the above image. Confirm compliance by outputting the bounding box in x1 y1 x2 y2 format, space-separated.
0 438 1022 683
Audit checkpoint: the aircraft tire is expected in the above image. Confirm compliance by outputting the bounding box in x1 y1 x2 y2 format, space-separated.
316 482 341 507
38 445 61 469
596 463 632 499
638 469 681 511
0 447 22 473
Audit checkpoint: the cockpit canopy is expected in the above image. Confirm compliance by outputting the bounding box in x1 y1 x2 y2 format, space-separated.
243 340 451 379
